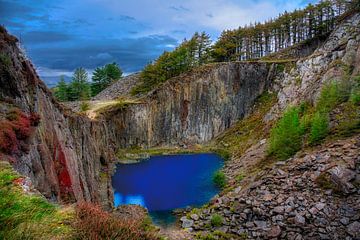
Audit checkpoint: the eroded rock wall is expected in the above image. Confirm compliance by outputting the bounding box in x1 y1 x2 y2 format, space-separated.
108 62 274 148
0 27 115 208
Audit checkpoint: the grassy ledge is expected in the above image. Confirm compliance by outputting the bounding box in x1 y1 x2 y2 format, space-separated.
0 161 73 240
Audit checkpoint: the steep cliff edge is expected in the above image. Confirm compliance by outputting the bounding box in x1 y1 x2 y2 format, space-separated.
0 27 116 208
103 62 275 148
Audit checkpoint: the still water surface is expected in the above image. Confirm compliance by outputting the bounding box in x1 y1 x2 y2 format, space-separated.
112 153 223 225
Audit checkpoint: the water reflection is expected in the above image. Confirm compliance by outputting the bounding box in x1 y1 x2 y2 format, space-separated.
114 192 145 207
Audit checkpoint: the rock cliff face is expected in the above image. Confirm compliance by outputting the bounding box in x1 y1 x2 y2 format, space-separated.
177 12 360 240
0 27 115 208
268 12 360 118
107 63 274 148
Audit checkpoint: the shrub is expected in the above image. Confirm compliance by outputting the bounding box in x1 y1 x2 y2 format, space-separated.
80 101 90 112
213 171 227 189
309 112 329 145
72 202 157 240
210 214 223 227
236 174 244 182
316 80 352 113
350 76 360 105
0 53 11 68
268 106 303 160
0 121 18 154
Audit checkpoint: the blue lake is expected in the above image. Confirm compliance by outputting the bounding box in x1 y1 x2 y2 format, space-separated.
112 153 223 226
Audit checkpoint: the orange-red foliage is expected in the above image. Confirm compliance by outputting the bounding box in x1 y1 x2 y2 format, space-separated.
0 108 40 155
0 120 18 154
29 112 41 126
73 202 157 240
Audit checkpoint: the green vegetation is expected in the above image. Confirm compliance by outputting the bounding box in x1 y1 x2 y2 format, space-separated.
213 171 227 189
236 173 245 183
131 32 211 95
195 231 240 240
54 76 69 101
210 214 224 227
72 202 157 240
54 63 123 101
268 106 303 160
208 92 277 161
80 101 90 112
94 97 143 116
0 161 73 239
212 0 356 61
0 162 159 239
268 75 360 160
116 144 205 161
91 62 123 96
350 75 360 104
309 112 329 145
0 53 11 68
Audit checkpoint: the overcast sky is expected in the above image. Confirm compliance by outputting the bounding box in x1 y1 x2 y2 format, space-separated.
0 0 316 86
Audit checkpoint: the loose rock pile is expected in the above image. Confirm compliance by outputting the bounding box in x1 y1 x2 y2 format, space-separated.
182 135 360 239
92 73 141 101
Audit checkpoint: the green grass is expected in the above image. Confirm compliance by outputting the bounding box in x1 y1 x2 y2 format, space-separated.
116 144 206 161
0 161 73 240
210 214 223 227
95 97 143 116
213 171 227 189
208 92 277 159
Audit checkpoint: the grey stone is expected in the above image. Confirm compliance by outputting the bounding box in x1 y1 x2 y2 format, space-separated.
274 206 284 214
267 225 282 238
190 214 199 221
346 221 360 238
340 217 349 225
295 214 306 225
181 218 194 228
254 220 268 230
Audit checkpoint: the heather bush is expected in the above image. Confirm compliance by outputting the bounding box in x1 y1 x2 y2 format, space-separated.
72 202 157 240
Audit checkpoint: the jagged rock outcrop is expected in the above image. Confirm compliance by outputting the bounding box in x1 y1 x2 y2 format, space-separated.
107 63 274 148
268 12 360 119
0 27 116 208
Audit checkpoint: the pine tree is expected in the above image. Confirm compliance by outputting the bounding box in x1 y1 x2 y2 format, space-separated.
91 63 123 96
69 67 91 101
54 75 68 102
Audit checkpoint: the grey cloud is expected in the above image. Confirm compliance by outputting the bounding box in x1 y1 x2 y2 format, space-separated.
26 35 178 77
21 31 74 44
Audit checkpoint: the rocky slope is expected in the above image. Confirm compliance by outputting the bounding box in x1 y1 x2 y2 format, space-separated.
177 11 360 240
0 27 116 208
92 73 141 100
184 136 360 239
